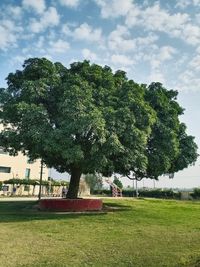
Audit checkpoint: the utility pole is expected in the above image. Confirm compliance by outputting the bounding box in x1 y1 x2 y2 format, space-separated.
38 159 44 200
48 168 52 196
135 179 138 198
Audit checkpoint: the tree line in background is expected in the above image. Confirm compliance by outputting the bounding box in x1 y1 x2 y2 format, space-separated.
0 58 198 198
92 188 200 200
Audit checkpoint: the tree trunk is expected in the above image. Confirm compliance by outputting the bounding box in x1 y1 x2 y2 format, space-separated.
66 168 82 199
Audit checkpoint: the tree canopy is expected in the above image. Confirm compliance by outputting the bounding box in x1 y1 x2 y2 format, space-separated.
0 58 198 198
133 82 198 180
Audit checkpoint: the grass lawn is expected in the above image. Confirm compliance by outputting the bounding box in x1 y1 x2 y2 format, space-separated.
0 198 200 267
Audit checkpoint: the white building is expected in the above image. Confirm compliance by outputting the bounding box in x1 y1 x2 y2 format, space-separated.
0 123 48 183
0 148 48 182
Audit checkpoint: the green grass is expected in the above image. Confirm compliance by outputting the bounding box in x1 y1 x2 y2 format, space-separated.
1 198 200 267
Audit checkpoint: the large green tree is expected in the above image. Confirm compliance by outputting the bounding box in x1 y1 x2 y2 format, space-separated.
0 58 155 198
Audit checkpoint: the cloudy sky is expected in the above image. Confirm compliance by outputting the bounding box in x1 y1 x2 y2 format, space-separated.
0 0 200 188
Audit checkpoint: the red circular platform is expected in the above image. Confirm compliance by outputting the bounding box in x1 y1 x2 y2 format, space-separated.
39 198 103 212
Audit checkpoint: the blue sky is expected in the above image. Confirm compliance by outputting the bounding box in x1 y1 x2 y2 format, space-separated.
0 0 200 188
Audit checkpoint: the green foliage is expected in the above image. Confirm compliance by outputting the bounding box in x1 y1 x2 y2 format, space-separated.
3 178 38 186
0 59 198 197
191 188 200 199
0 58 155 197
93 189 112 196
113 176 123 189
3 178 68 187
84 173 103 193
134 82 198 180
0 181 2 190
48 178 69 187
93 188 181 199
138 189 181 199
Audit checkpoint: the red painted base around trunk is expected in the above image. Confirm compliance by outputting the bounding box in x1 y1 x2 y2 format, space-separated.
39 198 103 212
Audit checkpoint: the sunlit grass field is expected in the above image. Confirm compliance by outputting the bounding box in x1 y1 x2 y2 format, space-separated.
0 198 200 267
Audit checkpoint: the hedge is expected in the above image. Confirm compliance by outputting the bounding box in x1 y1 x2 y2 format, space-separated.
190 188 200 199
3 178 69 187
93 188 181 199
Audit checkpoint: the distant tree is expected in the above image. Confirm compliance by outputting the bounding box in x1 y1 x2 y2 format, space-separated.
113 176 123 189
84 173 103 193
0 58 155 198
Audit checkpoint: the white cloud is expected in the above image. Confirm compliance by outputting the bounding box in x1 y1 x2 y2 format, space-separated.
0 25 16 51
61 23 103 43
96 1 200 47
189 55 200 71
6 5 22 18
135 34 158 47
108 25 136 52
59 0 80 8
126 3 189 33
0 20 22 51
73 23 102 42
22 0 46 14
95 0 134 18
175 0 190 9
176 0 200 8
159 46 177 61
35 36 45 49
148 71 166 84
124 2 200 47
62 24 72 35
182 24 200 45
193 0 200 5
29 7 60 33
108 25 158 55
48 39 70 53
196 46 200 53
111 54 132 66
82 49 97 61
175 69 200 91
144 46 176 84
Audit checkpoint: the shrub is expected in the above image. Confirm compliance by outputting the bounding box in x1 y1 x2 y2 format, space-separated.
93 188 181 199
191 188 200 199
3 178 69 187
93 189 112 196
137 189 181 199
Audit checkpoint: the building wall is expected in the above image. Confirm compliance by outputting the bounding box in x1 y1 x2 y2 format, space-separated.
0 124 48 182
0 151 48 182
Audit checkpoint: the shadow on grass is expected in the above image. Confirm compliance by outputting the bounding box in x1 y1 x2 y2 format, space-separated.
0 200 131 223
103 201 133 212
